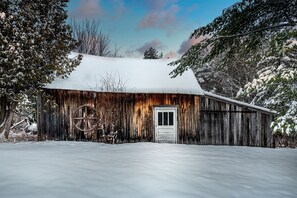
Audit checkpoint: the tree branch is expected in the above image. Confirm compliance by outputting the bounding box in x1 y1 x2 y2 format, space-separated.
214 22 296 40
283 10 296 25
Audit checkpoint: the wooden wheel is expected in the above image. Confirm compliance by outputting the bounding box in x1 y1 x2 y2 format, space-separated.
73 105 99 132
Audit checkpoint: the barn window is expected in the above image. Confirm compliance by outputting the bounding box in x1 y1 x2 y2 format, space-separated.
158 112 163 125
169 112 174 125
157 112 174 126
164 112 168 125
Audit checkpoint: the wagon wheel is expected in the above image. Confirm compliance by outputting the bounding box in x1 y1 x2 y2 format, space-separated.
73 105 99 132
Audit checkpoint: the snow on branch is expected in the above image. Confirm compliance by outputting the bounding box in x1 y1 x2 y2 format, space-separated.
213 22 296 40
0 12 5 19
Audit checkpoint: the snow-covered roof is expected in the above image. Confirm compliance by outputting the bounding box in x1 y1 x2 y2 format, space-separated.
46 53 204 95
204 91 276 114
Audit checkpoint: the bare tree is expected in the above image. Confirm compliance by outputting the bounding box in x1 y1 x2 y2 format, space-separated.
110 44 122 58
88 72 127 92
71 19 112 56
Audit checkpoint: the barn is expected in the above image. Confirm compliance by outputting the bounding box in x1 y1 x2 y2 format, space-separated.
37 53 275 147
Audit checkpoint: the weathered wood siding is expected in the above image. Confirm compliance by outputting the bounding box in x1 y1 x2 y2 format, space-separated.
37 90 200 143
37 89 274 147
199 96 274 147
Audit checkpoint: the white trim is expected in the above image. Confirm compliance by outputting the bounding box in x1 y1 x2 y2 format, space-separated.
154 106 178 143
204 91 276 114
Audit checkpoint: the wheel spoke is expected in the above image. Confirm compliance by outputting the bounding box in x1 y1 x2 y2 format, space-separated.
87 117 99 120
75 120 82 128
73 117 85 120
87 120 92 129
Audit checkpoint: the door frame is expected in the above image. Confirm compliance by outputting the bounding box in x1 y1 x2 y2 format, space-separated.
153 106 178 143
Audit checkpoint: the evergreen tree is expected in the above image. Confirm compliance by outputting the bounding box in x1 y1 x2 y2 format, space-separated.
159 52 163 59
143 47 162 59
169 0 297 138
241 31 297 137
0 0 82 138
170 0 296 78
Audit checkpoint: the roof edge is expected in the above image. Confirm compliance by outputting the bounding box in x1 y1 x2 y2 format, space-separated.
43 87 204 96
204 91 277 114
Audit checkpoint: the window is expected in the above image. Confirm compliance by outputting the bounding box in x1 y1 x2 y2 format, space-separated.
158 112 163 126
157 112 174 126
164 112 168 125
169 112 174 125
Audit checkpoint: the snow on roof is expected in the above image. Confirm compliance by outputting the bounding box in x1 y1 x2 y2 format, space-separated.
204 91 276 114
46 53 204 95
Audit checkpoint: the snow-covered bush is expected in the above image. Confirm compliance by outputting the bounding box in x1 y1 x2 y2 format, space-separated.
271 101 297 136
14 94 37 123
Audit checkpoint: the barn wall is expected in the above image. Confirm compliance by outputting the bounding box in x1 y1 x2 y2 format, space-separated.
37 90 200 143
199 96 274 147
37 90 274 147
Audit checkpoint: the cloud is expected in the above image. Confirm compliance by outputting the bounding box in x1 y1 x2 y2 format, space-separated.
177 36 207 55
110 0 127 19
136 39 165 54
164 51 178 59
137 1 180 34
125 39 165 57
70 0 126 21
71 0 102 18
144 0 177 10
137 5 179 31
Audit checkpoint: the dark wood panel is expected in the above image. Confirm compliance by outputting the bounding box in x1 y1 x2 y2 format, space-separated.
199 96 274 147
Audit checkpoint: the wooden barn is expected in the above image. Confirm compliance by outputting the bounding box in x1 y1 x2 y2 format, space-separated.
37 53 275 147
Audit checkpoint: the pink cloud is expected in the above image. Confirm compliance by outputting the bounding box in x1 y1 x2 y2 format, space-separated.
137 2 180 34
164 51 178 59
144 0 177 10
177 36 207 55
71 0 102 18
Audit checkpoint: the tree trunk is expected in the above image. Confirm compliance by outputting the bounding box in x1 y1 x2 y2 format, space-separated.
0 96 8 132
0 97 17 139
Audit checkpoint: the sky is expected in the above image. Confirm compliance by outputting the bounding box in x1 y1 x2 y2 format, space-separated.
67 0 239 58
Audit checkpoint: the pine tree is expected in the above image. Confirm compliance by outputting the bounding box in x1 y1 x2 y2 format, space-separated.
0 0 82 139
170 0 296 78
143 47 162 59
242 31 297 137
169 0 297 138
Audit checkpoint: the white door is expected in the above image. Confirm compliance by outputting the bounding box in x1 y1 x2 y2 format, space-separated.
154 107 177 143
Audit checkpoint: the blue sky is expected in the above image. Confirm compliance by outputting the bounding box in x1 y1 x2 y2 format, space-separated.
67 0 239 58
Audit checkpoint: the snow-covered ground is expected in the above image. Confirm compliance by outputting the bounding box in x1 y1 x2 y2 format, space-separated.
0 142 296 198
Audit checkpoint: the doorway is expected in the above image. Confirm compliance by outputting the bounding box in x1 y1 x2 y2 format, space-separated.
154 107 177 143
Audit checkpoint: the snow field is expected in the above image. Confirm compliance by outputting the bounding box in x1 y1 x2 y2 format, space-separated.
0 142 296 198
